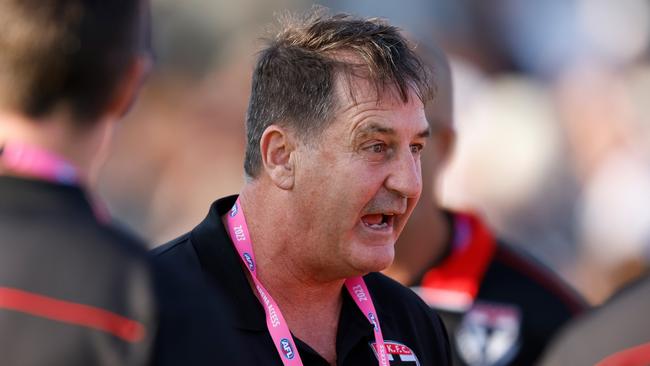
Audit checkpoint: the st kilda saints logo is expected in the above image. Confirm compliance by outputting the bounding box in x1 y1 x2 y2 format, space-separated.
455 301 521 366
369 340 420 365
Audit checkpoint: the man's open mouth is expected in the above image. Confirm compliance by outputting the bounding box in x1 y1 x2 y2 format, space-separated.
361 213 395 230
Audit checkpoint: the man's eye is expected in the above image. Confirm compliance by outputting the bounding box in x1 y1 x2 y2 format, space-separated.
368 143 386 153
410 144 423 154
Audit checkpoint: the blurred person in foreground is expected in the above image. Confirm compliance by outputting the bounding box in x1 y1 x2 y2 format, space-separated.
536 66 650 366
383 45 587 366
0 0 240 364
539 273 650 366
154 9 451 366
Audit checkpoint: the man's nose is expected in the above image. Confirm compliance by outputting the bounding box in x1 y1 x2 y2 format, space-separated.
385 147 422 199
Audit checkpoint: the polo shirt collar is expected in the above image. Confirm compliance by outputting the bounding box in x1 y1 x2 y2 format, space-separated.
189 194 267 331
0 175 95 220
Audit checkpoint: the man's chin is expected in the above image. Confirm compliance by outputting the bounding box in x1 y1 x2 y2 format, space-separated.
348 246 395 275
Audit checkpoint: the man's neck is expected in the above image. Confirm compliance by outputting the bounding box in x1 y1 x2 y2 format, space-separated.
0 111 110 185
237 186 345 364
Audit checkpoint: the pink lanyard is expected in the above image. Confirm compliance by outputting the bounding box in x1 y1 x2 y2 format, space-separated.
0 141 109 222
0 141 79 185
225 198 389 366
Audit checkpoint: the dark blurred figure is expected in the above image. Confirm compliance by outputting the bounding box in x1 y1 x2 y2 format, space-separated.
384 45 587 366
539 274 650 366
0 1 240 364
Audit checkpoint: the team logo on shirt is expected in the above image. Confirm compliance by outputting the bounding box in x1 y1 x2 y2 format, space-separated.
370 340 420 365
242 252 255 271
455 301 521 366
230 203 238 217
280 338 295 360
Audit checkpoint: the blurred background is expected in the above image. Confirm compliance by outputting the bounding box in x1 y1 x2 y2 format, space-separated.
99 0 650 305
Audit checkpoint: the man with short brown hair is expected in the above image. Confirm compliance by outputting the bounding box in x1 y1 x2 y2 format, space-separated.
155 9 451 366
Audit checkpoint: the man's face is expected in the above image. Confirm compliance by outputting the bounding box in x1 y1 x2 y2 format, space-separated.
292 77 430 279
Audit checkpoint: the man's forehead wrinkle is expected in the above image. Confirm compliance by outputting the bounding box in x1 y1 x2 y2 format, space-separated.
336 85 410 120
337 97 384 117
347 106 395 139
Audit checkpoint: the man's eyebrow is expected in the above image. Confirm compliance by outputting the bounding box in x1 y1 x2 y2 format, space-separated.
353 123 396 139
352 123 431 141
417 126 432 138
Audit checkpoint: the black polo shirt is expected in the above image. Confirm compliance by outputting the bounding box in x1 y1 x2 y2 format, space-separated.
153 195 452 366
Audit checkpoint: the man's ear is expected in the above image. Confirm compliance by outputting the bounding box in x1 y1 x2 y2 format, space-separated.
104 55 152 120
259 125 296 190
